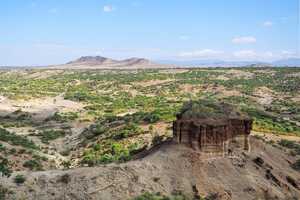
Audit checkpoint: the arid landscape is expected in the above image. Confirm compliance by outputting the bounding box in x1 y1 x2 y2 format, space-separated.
0 60 300 199
1 1 300 199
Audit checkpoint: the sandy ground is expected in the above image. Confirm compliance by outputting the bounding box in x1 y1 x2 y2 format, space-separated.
226 69 254 79
2 137 300 200
252 131 300 142
134 79 175 87
0 95 84 121
252 86 275 105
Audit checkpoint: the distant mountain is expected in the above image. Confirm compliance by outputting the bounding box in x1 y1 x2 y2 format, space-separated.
49 56 171 69
120 57 152 66
67 56 116 66
157 59 269 67
158 58 300 67
272 58 300 67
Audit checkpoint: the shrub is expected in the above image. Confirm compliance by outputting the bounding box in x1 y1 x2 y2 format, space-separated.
58 173 71 184
152 135 164 146
60 149 71 156
23 159 42 171
0 157 12 177
38 129 65 144
143 112 160 123
291 159 300 171
49 112 79 122
132 192 191 200
99 154 114 164
0 128 38 149
14 174 26 184
0 185 8 200
278 140 300 155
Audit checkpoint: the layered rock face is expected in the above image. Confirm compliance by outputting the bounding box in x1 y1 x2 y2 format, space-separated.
173 100 253 154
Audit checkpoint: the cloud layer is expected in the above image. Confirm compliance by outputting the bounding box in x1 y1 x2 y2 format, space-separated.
179 49 224 58
232 36 257 44
263 21 273 27
103 5 114 12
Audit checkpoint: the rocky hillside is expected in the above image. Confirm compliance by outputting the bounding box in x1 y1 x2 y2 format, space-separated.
2 137 300 200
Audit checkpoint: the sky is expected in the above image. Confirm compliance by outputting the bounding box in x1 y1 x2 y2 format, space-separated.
0 0 299 66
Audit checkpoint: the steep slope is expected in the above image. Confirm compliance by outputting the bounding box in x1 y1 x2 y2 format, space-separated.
2 137 300 200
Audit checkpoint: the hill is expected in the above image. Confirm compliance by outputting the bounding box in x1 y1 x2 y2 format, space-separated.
2 137 300 200
50 56 170 69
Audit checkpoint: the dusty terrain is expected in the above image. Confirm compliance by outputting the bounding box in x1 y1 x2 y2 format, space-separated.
0 67 300 199
2 137 300 200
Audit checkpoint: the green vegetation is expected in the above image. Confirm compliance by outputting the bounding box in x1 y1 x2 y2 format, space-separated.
178 99 248 120
0 67 300 170
132 192 218 200
244 107 300 135
47 112 79 122
14 174 26 184
23 159 43 171
0 185 8 200
291 159 300 171
132 192 190 200
38 129 66 144
0 128 38 149
0 157 12 177
278 139 300 155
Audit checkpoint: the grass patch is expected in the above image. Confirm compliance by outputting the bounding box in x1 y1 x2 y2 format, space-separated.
0 128 38 149
38 129 66 144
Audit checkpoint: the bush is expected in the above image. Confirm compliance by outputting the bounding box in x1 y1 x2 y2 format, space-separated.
58 173 71 184
132 192 191 200
49 112 79 122
0 157 12 177
278 140 300 155
0 128 38 149
152 135 164 146
38 129 65 144
143 113 160 123
99 154 114 164
291 159 300 171
23 159 43 171
14 174 26 184
0 185 8 200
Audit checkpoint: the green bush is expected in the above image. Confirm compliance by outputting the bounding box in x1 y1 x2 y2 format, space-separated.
0 185 8 200
23 159 43 171
291 159 300 171
49 112 79 122
38 129 66 144
0 157 12 177
14 174 26 184
132 192 191 200
0 128 38 149
278 140 300 155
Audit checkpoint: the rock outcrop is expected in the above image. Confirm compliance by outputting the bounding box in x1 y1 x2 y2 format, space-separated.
173 100 252 154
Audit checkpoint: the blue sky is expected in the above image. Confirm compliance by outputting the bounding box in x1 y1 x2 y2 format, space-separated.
0 0 299 65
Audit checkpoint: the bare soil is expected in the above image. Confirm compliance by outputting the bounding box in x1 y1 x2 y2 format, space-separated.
2 137 300 200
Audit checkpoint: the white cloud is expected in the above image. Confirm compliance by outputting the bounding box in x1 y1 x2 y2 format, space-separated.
233 50 257 59
233 50 276 60
179 35 190 41
179 49 223 58
263 51 274 58
232 36 257 44
263 21 273 27
103 5 114 12
281 50 296 58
